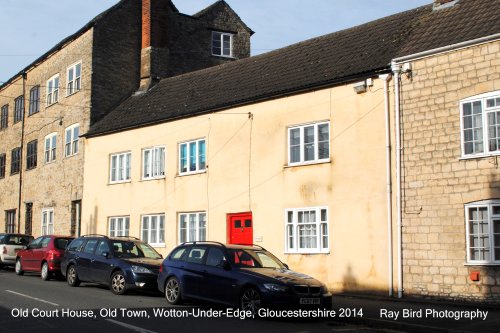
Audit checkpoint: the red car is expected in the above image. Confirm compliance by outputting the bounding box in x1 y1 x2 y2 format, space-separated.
15 235 74 280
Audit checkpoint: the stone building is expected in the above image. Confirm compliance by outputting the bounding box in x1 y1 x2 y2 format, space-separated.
393 0 500 302
0 0 252 237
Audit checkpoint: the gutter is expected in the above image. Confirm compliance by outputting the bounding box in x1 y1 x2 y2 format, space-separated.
391 61 403 299
393 33 500 64
379 73 393 297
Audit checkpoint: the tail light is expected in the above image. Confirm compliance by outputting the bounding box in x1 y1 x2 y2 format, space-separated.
159 265 163 273
47 250 61 260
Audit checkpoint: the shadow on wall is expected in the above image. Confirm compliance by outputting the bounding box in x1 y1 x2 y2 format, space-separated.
85 206 98 235
342 265 359 292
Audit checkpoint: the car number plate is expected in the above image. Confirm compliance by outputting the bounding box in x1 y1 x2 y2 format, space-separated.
300 298 320 305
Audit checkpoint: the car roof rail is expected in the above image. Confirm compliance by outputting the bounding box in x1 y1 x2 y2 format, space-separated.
81 234 108 238
250 244 268 251
113 236 141 241
181 241 226 248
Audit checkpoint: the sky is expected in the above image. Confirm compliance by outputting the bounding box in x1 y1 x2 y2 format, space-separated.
0 0 431 83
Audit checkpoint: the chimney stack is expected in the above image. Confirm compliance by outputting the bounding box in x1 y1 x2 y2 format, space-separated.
139 0 169 91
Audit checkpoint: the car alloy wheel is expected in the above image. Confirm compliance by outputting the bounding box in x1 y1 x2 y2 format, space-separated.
67 265 80 287
41 262 50 281
165 277 182 305
15 259 24 276
241 288 261 315
110 271 127 295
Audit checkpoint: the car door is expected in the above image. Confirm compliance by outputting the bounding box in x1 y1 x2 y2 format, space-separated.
201 247 239 304
181 246 207 298
21 237 43 270
33 237 51 271
91 240 113 283
77 239 99 281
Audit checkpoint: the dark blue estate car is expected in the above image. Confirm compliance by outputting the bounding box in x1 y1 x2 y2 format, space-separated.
157 242 332 312
62 235 163 295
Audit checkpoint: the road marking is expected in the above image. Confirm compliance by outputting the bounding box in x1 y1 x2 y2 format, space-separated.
106 319 158 333
5 290 59 306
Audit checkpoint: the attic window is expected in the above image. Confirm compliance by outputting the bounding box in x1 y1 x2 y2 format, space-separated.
212 31 233 58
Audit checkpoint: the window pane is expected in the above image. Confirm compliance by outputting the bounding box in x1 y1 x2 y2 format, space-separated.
159 216 165 243
198 140 206 170
180 215 187 243
304 126 315 161
142 217 149 242
199 213 206 241
189 142 196 172
180 144 187 173
144 150 151 178
189 214 196 242
318 124 329 159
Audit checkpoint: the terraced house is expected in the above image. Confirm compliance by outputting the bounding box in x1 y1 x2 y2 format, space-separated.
0 0 252 236
81 0 500 303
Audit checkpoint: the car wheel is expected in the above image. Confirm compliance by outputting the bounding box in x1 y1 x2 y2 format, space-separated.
15 259 24 276
165 277 182 305
41 262 50 281
67 265 80 287
240 287 261 315
110 271 127 295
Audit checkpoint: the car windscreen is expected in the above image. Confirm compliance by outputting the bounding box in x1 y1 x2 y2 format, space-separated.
54 238 73 250
111 240 161 259
5 235 33 246
227 249 284 269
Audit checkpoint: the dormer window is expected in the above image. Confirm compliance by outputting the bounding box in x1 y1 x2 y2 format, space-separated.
212 31 233 58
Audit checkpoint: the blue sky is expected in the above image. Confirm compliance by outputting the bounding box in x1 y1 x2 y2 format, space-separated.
0 0 431 82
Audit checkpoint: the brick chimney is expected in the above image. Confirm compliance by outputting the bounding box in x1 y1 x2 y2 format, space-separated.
139 0 169 91
433 0 459 10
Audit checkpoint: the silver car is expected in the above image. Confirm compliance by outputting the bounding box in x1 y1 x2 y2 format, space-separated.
0 234 34 268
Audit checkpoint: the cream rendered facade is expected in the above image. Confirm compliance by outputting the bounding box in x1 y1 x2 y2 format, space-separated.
82 78 397 292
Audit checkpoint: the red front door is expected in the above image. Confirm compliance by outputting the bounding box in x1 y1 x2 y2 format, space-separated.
227 212 253 245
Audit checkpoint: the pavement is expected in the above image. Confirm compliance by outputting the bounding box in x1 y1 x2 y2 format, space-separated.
330 293 500 333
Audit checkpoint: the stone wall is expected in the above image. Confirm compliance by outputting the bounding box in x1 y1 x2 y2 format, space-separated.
400 40 500 302
0 29 93 236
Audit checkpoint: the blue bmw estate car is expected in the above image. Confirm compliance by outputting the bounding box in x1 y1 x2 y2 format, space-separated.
62 235 163 295
157 242 332 312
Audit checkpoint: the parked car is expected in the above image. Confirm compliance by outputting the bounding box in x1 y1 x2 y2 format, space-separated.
61 235 163 295
15 235 74 280
0 233 34 268
157 242 332 313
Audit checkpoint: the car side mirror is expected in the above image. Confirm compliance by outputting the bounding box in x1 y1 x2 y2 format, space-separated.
283 263 289 270
160 254 163 259
217 260 231 270
102 251 109 258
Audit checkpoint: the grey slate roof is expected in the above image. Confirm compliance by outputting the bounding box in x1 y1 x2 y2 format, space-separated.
86 0 500 137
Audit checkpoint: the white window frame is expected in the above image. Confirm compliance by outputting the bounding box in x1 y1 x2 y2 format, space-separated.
108 216 130 237
41 208 54 235
285 206 329 254
109 151 131 184
465 200 500 265
178 138 206 176
46 74 60 106
66 61 82 96
460 91 500 158
44 132 57 164
178 212 207 244
64 123 80 157
141 214 165 247
211 31 233 58
142 146 165 180
288 121 330 166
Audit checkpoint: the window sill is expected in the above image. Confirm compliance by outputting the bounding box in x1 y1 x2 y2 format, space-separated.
64 153 79 159
464 263 500 266
177 170 207 177
284 251 330 255
66 90 81 98
46 101 59 109
109 180 132 185
285 160 331 169
141 176 166 182
150 243 166 248
44 161 56 165
459 152 500 160
28 111 40 117
211 54 235 59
